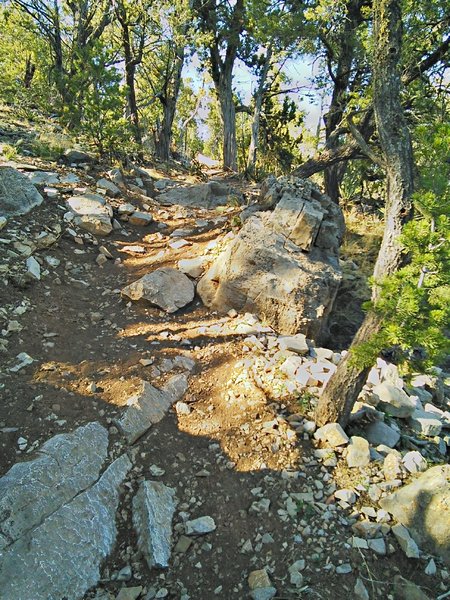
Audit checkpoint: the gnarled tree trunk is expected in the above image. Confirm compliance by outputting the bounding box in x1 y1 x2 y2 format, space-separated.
315 0 414 428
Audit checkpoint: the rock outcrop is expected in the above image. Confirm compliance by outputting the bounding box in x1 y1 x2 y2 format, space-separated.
198 177 344 341
380 465 450 564
0 423 132 600
0 166 43 217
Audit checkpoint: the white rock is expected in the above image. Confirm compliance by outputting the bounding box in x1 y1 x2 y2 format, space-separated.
314 423 349 447
178 256 208 278
346 436 370 468
278 334 309 355
392 524 420 558
335 489 356 504
185 516 216 536
402 451 428 474
425 558 436 576
373 383 416 418
26 256 41 280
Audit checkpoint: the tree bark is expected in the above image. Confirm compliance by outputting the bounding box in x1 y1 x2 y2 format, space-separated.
155 45 184 161
315 0 414 428
246 47 272 173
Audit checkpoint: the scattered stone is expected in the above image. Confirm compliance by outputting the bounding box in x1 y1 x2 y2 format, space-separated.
115 587 143 600
346 436 370 468
368 537 387 555
118 203 136 215
9 352 34 372
174 535 192 554
373 383 416 418
336 564 352 574
178 256 208 278
133 480 177 569
391 523 421 558
128 212 153 226
0 166 43 217
354 578 369 600
364 420 400 448
335 489 356 504
288 560 305 586
185 516 216 536
380 465 450 563
121 268 195 313
116 375 188 443
383 452 403 480
248 569 276 600
97 178 120 197
402 451 427 474
67 194 112 216
26 256 41 280
393 575 431 600
314 423 349 447
74 213 113 236
0 216 7 230
278 334 309 354
425 558 437 576
409 410 442 436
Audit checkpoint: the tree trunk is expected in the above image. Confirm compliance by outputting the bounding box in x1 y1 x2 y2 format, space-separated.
247 48 272 173
155 46 184 161
218 77 238 171
315 0 414 428
315 312 382 426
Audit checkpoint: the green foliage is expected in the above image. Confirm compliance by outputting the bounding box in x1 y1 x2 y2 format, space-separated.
353 123 450 372
66 43 132 158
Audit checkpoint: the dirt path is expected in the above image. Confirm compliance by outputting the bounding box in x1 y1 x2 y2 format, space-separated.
0 160 445 600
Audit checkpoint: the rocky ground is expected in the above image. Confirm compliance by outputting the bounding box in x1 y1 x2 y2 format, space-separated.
0 136 449 600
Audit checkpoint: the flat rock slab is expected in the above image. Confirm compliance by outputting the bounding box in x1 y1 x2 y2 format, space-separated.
0 166 43 217
67 194 113 216
158 181 242 209
0 454 131 600
121 268 195 313
0 422 108 550
133 480 177 568
380 465 450 564
116 374 188 443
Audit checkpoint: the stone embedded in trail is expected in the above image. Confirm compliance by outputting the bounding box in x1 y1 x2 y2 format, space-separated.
74 213 113 236
393 576 431 600
391 523 421 558
248 568 276 599
67 193 113 216
314 422 349 447
0 166 43 217
0 422 108 550
346 436 370 468
185 516 216 536
96 177 120 197
372 382 416 418
128 211 153 226
198 177 344 340
121 268 195 313
116 374 188 443
363 420 400 448
132 480 177 569
158 180 242 209
380 465 450 563
178 256 209 278
0 453 131 600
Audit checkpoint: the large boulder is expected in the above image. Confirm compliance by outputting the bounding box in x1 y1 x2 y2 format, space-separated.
121 267 195 313
380 465 450 564
197 177 344 341
0 166 43 217
158 180 243 209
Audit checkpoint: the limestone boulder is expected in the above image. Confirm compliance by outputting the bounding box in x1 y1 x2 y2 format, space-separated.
121 267 195 313
380 465 450 564
0 166 43 217
198 214 342 341
373 382 416 418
